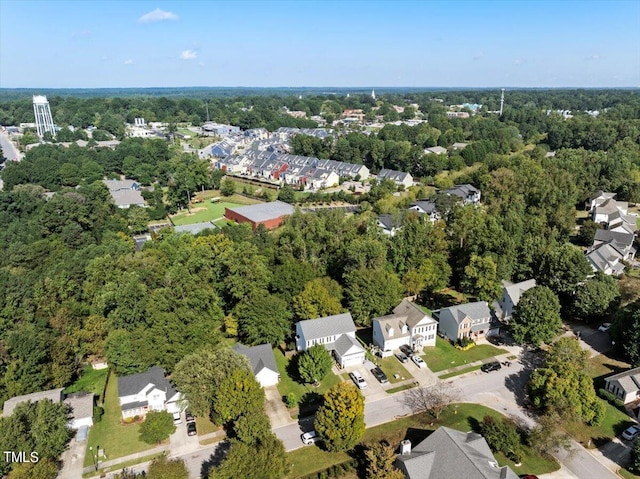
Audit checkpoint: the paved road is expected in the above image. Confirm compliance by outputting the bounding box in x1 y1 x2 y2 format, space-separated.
0 130 23 190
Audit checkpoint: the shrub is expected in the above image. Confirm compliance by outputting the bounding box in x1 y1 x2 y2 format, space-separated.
598 388 625 408
455 337 475 350
284 393 298 408
93 406 104 423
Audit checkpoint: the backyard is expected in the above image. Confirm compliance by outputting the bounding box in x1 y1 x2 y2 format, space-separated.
170 193 261 226
422 337 509 373
65 365 109 404
286 403 559 478
84 372 154 467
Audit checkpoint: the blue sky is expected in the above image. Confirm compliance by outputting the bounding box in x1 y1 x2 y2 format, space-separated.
1 0 639 88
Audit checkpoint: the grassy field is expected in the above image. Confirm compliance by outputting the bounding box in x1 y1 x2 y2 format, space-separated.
170 193 261 226
84 372 154 466
274 349 342 411
65 366 109 404
422 337 508 372
286 403 559 478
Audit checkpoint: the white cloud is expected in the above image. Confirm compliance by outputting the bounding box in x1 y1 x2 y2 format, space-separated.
198 61 205 67
138 8 178 23
180 49 197 60
124 59 134 65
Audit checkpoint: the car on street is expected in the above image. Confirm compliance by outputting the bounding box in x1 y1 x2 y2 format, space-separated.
370 367 389 384
301 430 319 445
411 355 426 368
598 323 612 332
185 410 195 422
399 344 414 357
481 361 502 373
395 352 409 363
621 424 640 441
186 421 197 436
350 370 368 389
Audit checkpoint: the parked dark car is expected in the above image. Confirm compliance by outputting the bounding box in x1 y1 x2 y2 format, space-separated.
399 344 414 357
186 421 197 436
395 352 409 363
185 410 195 423
481 361 502 373
370 367 389 384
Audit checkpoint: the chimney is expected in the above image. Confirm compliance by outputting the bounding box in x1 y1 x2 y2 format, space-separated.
400 439 411 455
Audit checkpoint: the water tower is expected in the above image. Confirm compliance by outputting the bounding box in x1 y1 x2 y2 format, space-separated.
33 95 55 138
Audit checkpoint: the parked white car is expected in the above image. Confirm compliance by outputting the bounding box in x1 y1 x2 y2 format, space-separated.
349 370 368 389
598 323 612 332
301 430 319 445
411 355 426 368
622 425 640 441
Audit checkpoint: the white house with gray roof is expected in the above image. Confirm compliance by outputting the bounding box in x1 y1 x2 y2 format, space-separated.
395 426 518 479
103 179 145 209
295 313 365 368
2 388 65 417
443 184 481 205
378 168 413 188
117 366 182 419
586 243 626 276
604 367 640 405
372 299 438 353
495 279 536 322
232 343 280 388
408 200 440 223
434 302 492 342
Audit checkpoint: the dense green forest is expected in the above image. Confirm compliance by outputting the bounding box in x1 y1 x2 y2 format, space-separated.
0 89 639 410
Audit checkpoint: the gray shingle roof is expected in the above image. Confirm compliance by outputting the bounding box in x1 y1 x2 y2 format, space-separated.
233 343 278 376
444 184 480 199
605 367 640 395
435 302 491 326
297 313 356 341
378 214 403 230
396 427 518 479
594 229 635 247
393 299 437 329
409 200 438 215
2 388 64 417
117 366 176 399
110 189 145 207
503 279 536 307
334 334 364 357
64 392 95 420
226 201 295 223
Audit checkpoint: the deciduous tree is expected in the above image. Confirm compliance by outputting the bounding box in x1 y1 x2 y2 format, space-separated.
292 277 344 320
297 345 333 384
461 255 502 302
210 434 288 479
212 368 264 425
364 441 404 479
314 382 365 452
510 286 562 346
403 382 460 419
139 411 176 445
344 268 403 326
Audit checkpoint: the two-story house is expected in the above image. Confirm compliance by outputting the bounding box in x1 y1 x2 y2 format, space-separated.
443 184 481 205
495 279 536 322
372 299 438 354
434 302 492 342
295 313 365 368
117 366 183 419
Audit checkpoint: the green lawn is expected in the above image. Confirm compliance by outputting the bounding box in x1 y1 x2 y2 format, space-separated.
620 468 640 479
422 337 508 372
287 403 559 478
373 355 413 384
195 416 221 436
274 349 342 411
65 366 109 404
565 399 636 447
171 200 242 226
84 372 155 466
439 365 482 379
